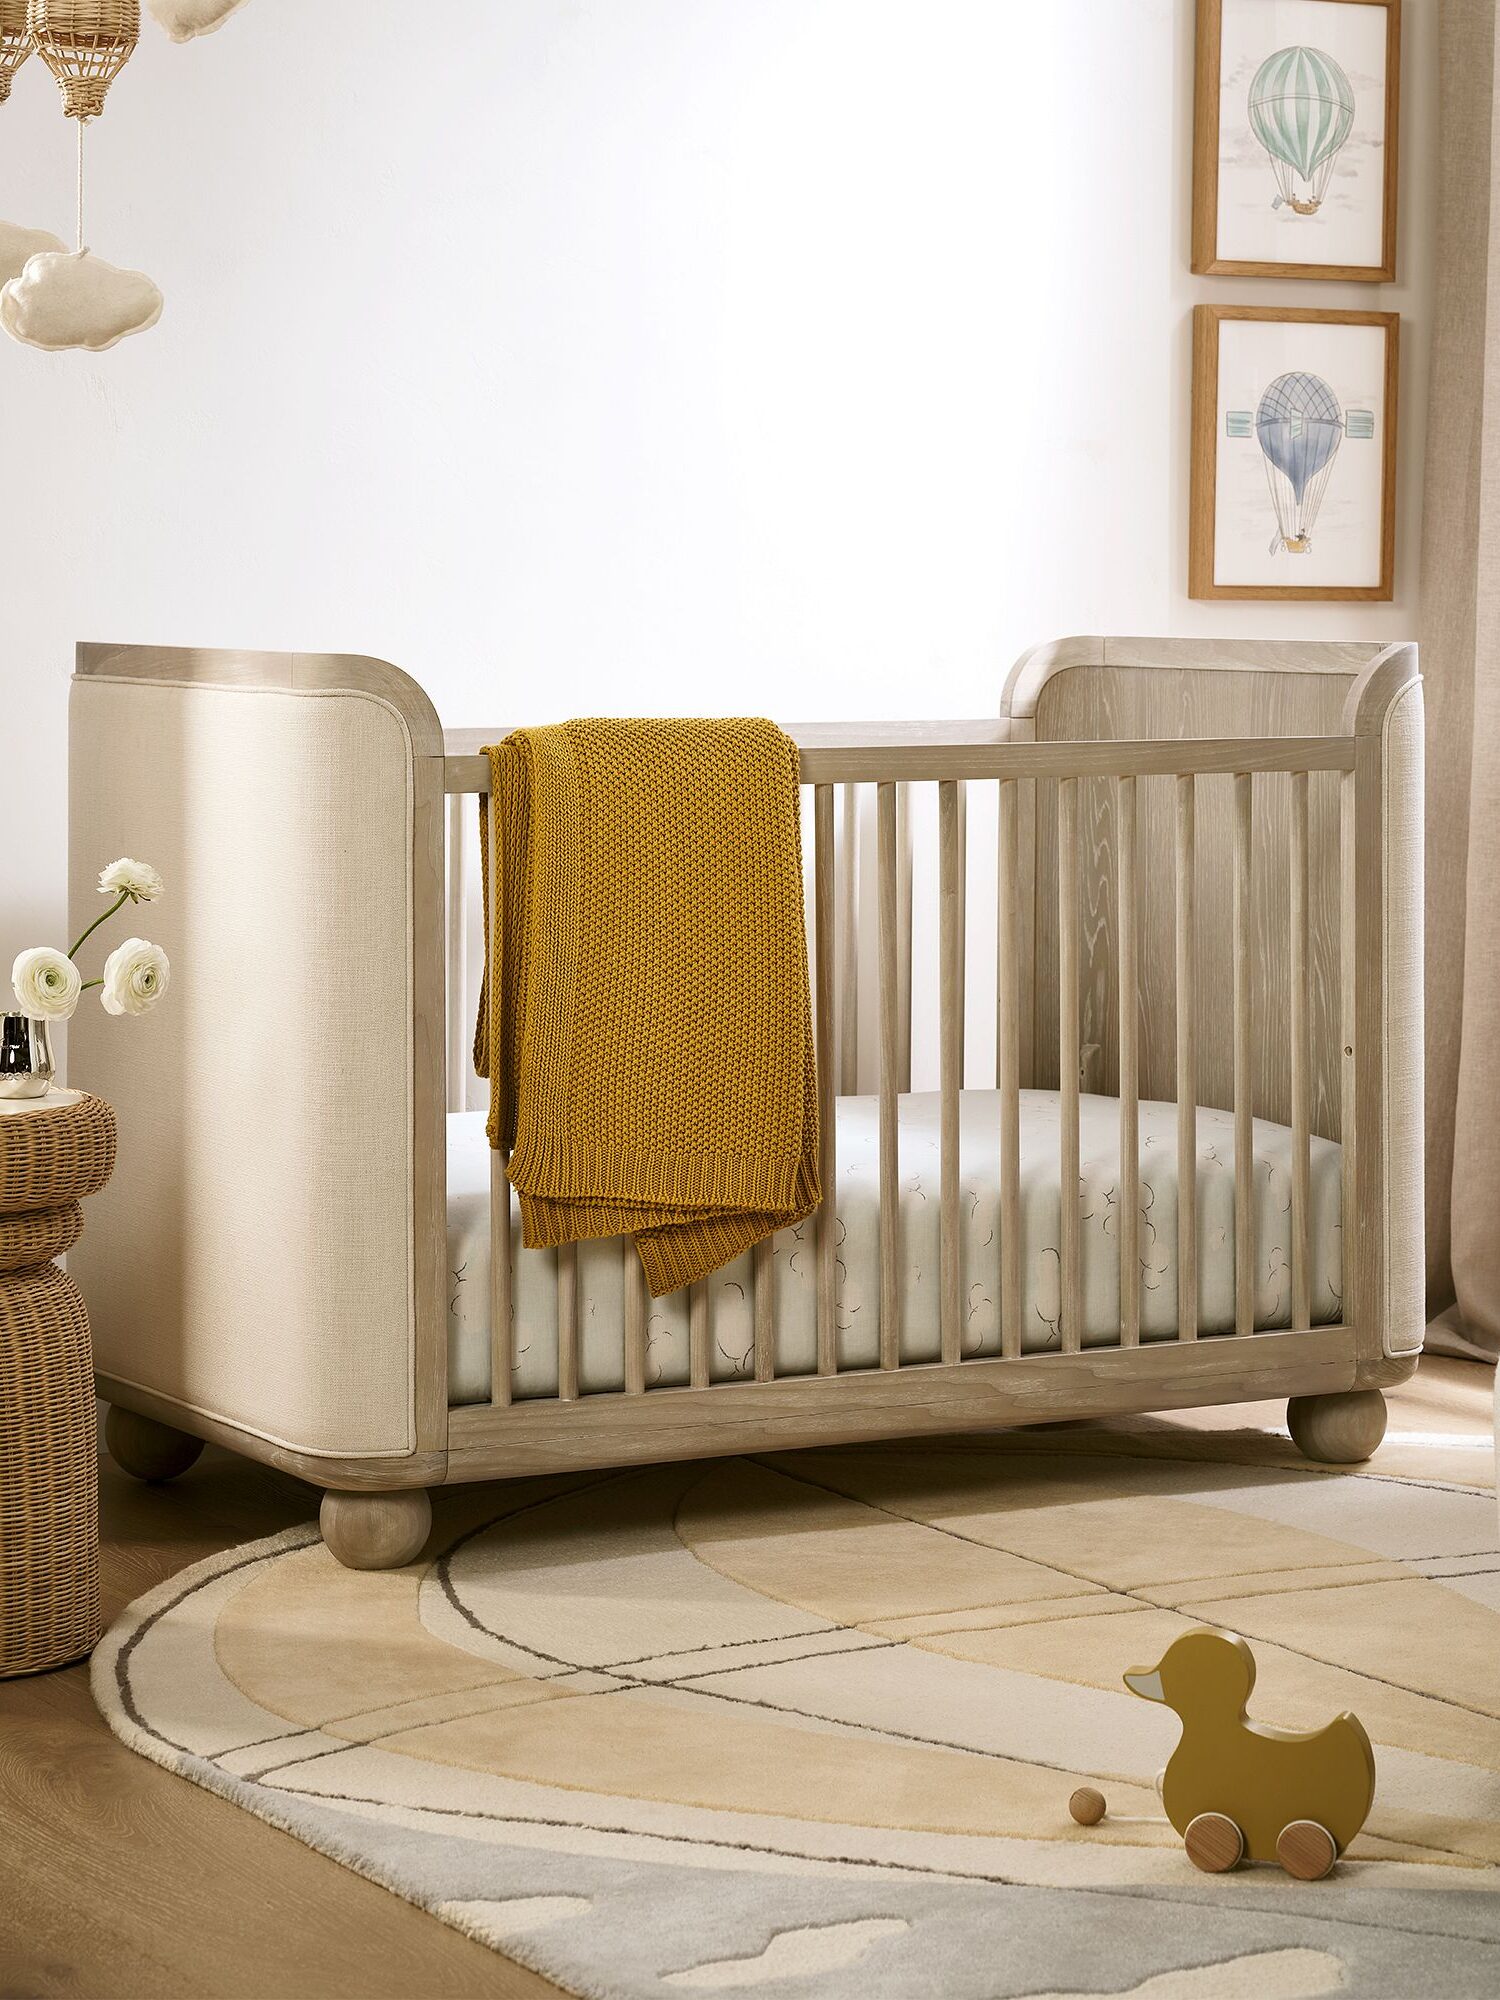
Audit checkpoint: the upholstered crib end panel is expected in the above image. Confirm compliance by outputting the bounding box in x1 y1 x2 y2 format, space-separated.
1382 676 1425 1356
68 673 420 1458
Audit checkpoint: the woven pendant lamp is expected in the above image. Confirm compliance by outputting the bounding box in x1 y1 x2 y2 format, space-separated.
0 0 31 105
28 0 139 119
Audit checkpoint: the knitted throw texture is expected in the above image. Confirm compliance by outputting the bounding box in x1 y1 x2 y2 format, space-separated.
474 718 821 1297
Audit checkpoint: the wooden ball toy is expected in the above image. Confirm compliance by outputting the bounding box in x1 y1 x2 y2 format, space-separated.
1068 1786 1107 1826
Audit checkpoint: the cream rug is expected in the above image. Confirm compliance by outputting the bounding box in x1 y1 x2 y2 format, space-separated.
94 1414 1500 1999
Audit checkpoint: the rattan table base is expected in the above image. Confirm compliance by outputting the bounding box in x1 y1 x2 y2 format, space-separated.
0 1092 115 1677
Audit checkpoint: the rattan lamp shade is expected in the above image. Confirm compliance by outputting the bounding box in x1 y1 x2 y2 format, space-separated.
0 0 30 105
27 0 139 119
0 1093 115 1679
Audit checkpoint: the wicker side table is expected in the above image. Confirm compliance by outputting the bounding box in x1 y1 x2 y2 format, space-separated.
0 1089 116 1677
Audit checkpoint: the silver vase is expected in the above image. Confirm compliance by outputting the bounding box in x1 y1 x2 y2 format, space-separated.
0 1013 56 1099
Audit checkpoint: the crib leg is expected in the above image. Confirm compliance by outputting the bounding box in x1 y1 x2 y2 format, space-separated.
105 1405 205 1483
1287 1390 1387 1466
320 1488 432 1571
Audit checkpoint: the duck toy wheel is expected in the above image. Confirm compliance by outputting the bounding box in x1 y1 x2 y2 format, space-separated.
1067 1628 1374 1880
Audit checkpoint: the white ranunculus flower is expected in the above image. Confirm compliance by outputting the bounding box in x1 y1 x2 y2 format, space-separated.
98 857 165 903
100 938 170 1017
11 946 82 1020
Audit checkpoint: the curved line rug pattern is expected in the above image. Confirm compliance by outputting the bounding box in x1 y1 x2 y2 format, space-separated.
94 1419 1500 1999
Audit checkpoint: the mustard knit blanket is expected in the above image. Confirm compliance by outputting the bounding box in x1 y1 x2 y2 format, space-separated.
474 718 820 1296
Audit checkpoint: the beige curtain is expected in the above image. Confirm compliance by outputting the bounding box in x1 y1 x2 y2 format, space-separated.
1423 0 1500 1362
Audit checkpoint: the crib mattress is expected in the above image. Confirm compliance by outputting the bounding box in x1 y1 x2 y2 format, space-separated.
446 1091 1342 1404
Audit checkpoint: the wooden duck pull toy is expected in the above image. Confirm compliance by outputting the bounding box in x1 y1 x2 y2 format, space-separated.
1068 1627 1375 1880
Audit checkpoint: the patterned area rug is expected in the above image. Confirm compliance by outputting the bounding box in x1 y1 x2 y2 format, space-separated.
94 1414 1500 1999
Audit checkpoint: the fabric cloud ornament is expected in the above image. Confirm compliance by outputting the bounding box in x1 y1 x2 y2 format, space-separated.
1 247 162 352
147 0 249 40
0 222 66 288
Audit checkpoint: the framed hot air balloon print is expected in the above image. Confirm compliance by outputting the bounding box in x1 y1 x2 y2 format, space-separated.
1193 0 1399 281
1190 305 1398 600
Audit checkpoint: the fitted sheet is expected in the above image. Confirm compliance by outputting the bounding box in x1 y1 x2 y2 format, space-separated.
447 1090 1342 1404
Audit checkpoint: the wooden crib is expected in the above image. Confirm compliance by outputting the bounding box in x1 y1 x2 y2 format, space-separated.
69 635 1424 1569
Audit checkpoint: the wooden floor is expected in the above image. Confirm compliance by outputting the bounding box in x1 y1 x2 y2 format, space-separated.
0 1359 1490 1999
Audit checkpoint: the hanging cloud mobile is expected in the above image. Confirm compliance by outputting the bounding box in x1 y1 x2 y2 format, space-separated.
0 220 65 285
1225 372 1374 557
146 0 249 41
1 244 161 348
0 1 166 352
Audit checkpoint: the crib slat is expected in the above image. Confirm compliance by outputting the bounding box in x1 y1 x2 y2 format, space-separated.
1233 774 1255 1339
1116 776 1140 1347
997 778 1023 1359
898 783 914 1092
624 1246 648 1395
753 1238 775 1382
1175 774 1198 1341
557 1242 580 1401
445 793 468 1114
1290 770 1311 1331
878 781 900 1369
485 789 514 1408
939 779 965 1365
814 783 838 1375
839 782 860 1093
689 1282 711 1388
488 1149 513 1408
1057 778 1082 1354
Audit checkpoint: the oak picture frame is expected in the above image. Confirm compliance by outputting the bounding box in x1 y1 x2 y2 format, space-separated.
1193 0 1400 282
1190 304 1398 602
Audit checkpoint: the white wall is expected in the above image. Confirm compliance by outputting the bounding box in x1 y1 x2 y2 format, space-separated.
0 0 1433 967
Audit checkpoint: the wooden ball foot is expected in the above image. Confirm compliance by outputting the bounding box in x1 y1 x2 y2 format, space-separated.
320 1488 432 1571
105 1405 204 1483
1277 1819 1338 1880
1287 1389 1387 1466
1069 1786 1107 1825
1184 1812 1245 1873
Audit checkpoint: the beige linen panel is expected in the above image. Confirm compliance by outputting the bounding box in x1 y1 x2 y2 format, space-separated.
1383 680 1425 1355
69 677 417 1457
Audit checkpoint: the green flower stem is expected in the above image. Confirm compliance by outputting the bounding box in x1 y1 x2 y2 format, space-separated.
79 979 103 992
68 891 129 961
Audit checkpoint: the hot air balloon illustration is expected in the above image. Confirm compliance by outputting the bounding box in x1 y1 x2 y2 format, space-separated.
1225 372 1375 556
1248 46 1355 215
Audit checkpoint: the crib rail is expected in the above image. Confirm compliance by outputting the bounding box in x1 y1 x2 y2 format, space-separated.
445 725 1360 1415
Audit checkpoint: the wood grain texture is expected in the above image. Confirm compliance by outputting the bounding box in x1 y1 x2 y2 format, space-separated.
557 1243 580 1402
624 1245 648 1395
1233 773 1254 1340
1190 0 1401 283
489 1149 513 1409
319 1488 432 1571
0 1449 564 2000
1276 1820 1338 1881
877 782 900 1369
752 1239 775 1384
839 780 860 1094
1029 667 1348 1144
1189 305 1400 601
444 1326 1361 1479
1057 779 1082 1354
1116 776 1140 1347
815 784 839 1374
939 780 964 1365
997 779 1023 1359
689 1282 711 1391
1289 771 1312 1332
1176 776 1198 1342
